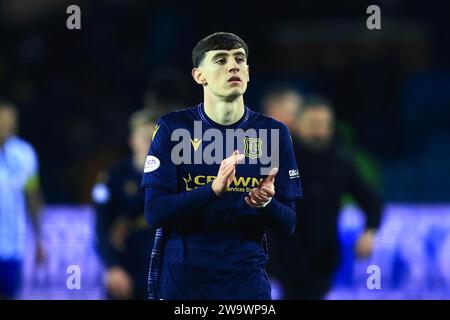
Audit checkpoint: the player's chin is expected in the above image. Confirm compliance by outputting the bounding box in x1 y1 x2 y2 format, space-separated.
224 88 245 100
228 81 245 88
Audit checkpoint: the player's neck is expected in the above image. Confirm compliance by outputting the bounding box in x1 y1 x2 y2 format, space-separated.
203 95 245 126
132 153 145 172
0 136 8 148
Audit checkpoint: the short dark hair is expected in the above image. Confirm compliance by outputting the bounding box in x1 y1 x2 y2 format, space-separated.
192 32 249 67
128 108 158 132
301 94 335 118
262 82 303 102
0 98 16 112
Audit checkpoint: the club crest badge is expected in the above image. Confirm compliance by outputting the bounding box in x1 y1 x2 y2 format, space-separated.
243 137 262 159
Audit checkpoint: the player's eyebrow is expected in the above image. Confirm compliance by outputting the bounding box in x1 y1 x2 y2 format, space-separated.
210 52 228 61
210 51 247 61
233 52 247 60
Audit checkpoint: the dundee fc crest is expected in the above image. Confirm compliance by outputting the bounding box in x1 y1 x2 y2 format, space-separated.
243 137 262 159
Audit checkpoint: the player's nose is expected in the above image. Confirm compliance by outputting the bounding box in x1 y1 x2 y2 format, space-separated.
228 59 240 73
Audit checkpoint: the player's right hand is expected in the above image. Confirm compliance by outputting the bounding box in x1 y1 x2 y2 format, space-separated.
354 229 376 258
245 167 278 208
106 266 134 299
212 150 245 196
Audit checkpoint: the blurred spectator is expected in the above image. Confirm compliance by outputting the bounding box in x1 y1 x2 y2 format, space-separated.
91 109 157 299
267 95 384 299
0 99 45 299
262 84 304 136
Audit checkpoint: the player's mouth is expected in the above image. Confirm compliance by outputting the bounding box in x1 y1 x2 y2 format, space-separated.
228 76 242 85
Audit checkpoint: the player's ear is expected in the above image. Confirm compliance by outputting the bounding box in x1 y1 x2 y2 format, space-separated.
127 135 134 151
247 65 250 83
192 68 207 86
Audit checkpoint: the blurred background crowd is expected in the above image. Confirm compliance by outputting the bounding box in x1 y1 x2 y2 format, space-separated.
0 0 449 299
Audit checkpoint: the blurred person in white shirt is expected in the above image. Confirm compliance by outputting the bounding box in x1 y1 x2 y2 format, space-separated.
0 99 45 299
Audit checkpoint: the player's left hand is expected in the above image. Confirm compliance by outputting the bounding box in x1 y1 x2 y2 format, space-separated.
245 167 278 208
354 229 376 258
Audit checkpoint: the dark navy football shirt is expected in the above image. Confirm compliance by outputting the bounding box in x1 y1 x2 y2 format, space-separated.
142 103 302 299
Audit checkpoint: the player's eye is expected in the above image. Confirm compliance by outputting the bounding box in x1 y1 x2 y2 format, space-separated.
215 58 226 64
236 57 245 63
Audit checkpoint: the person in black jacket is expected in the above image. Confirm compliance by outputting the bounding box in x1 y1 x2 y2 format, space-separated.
92 109 157 299
266 95 384 299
